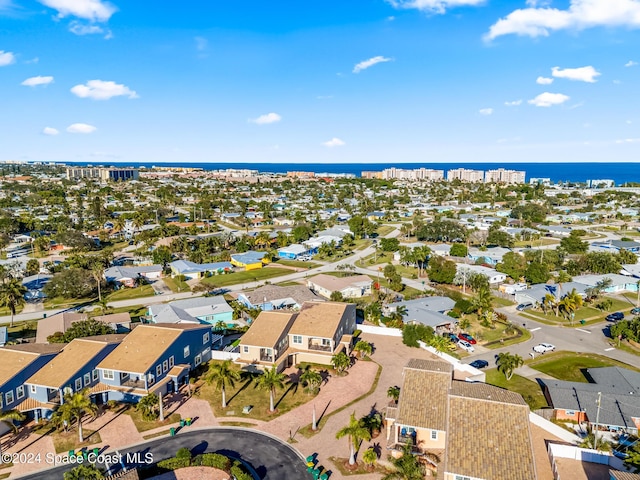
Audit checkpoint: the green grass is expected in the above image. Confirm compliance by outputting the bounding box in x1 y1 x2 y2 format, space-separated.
200 267 291 287
43 296 95 310
163 276 190 293
106 284 155 301
492 297 516 307
485 369 547 410
521 297 634 326
218 421 258 427
88 305 147 321
122 405 182 432
514 238 559 247
52 429 101 454
275 259 322 269
143 429 172 440
353 239 372 251
527 351 640 382
376 225 395 236
355 251 394 267
276 281 304 287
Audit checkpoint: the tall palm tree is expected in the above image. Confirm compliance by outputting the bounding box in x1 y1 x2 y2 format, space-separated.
0 409 25 454
353 340 373 359
205 360 241 408
53 388 98 443
387 386 400 404
428 335 454 353
331 351 351 375
336 412 371 466
0 279 27 327
299 368 322 395
255 366 287 412
90 260 105 302
472 285 493 315
496 352 524 381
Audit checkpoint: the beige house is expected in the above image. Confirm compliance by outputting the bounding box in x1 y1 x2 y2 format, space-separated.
386 359 537 480
238 301 356 371
35 312 88 344
306 274 372 299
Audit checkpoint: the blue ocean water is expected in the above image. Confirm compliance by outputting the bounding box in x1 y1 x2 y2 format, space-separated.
63 161 640 185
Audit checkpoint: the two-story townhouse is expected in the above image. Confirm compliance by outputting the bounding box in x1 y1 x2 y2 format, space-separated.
21 336 125 422
94 324 212 405
0 344 63 419
237 311 297 371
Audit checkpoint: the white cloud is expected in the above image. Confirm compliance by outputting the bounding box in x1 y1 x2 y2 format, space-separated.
504 99 522 106
386 0 485 14
21 75 54 87
536 76 554 84
322 138 345 148
479 108 493 116
526 0 551 6
485 0 640 41
249 113 282 125
625 60 638 67
69 20 106 36
25 57 39 64
353 56 392 73
551 65 600 82
0 50 16 66
194 36 208 51
42 127 59 136
528 92 570 107
387 15 396 20
66 123 96 134
71 79 138 100
616 138 640 144
38 0 116 22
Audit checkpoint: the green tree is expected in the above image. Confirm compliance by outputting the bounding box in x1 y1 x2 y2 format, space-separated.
427 256 456 284
205 360 242 408
382 441 426 480
53 388 98 442
472 285 493 315
560 231 588 254
387 385 400 403
449 243 468 257
487 229 514 248
428 335 455 353
0 279 27 327
496 252 527 280
136 393 160 421
0 409 25 453
152 246 173 268
362 447 378 470
90 260 105 303
525 262 550 284
63 464 104 480
496 352 524 381
25 258 40 276
254 366 287 412
330 291 345 302
618 248 637 265
380 237 400 252
401 324 434 348
336 412 371 466
353 340 373 359
331 351 351 375
55 319 115 343
299 368 322 395
44 268 96 299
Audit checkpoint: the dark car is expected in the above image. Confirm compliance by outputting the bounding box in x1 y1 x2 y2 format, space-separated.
516 302 533 311
631 307 640 315
443 333 458 343
606 312 625 322
469 359 489 369
458 333 477 345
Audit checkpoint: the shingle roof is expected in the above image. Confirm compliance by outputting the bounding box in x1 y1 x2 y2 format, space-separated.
611 471 640 480
449 381 528 406
169 260 232 274
35 312 88 344
289 301 352 339
92 312 132 325
445 394 536 480
149 296 233 324
240 311 297 348
307 274 372 292
241 285 320 307
0 348 42 387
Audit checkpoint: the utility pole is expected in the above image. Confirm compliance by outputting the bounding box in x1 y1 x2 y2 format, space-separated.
593 391 602 450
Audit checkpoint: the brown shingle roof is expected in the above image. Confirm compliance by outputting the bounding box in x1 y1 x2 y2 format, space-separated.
242 284 321 306
3 343 65 354
308 274 372 292
449 380 528 406
611 471 640 480
289 301 352 339
92 312 132 324
445 395 536 480
97 324 208 374
395 364 452 431
26 338 121 388
240 311 297 348
0 349 41 387
35 312 88 343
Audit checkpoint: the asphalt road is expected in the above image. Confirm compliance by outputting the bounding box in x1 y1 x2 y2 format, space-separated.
16 427 309 480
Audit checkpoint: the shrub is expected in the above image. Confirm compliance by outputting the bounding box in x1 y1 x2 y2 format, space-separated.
176 448 192 462
352 329 362 338
157 457 190 470
230 462 253 480
200 453 231 470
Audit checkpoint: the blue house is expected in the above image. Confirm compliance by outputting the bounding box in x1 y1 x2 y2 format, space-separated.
0 344 62 418
148 296 234 327
22 336 124 422
277 244 309 260
95 324 213 404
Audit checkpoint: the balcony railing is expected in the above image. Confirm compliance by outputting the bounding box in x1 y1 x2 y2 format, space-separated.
47 392 60 404
308 343 332 352
122 378 146 389
259 353 274 362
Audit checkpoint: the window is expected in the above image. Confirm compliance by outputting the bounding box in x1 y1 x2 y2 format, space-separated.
431 430 438 441
169 356 175 368
243 346 249 354
16 386 25 400
92 370 98 381
194 354 202 366
0 394 3 408
84 373 91 386
103 370 114 380
183 346 190 358
292 335 302 345
5 391 13 406
565 410 576 416
203 332 210 344
30 384 37 394
321 338 331 346
75 378 82 391
203 347 211 356
156 365 162 376
163 360 168 373
454 476 472 480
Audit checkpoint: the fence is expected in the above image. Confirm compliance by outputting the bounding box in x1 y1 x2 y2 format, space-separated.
211 350 240 361
547 442 626 479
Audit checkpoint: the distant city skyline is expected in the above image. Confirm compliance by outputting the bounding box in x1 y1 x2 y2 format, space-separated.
2 0 640 163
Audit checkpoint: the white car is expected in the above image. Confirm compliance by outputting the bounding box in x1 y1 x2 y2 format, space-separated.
458 340 475 353
533 343 555 353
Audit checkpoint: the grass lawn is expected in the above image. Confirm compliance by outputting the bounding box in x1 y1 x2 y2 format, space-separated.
200 267 291 288
43 296 94 310
492 297 516 307
355 251 394 267
106 284 155 301
276 280 304 287
329 457 389 477
485 369 548 410
51 428 102 454
522 297 633 326
275 259 322 269
121 405 182 432
163 276 191 293
514 238 559 248
195 361 314 422
376 225 395 236
527 351 640 382
353 239 372 251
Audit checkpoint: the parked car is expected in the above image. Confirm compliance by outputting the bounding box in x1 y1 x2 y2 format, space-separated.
444 333 459 343
606 312 625 322
469 359 489 369
631 307 640 315
458 333 476 344
533 343 555 353
458 340 475 353
516 302 533 311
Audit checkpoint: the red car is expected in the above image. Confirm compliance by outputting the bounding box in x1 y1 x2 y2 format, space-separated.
458 333 476 344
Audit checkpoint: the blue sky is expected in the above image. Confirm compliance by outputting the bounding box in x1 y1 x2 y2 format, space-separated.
2 0 640 164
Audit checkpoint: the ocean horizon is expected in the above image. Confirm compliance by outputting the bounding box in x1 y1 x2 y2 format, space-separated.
56 161 640 185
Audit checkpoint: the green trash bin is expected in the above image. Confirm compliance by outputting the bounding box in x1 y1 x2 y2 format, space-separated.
179 419 185 427
186 418 192 426
580 320 586 325
170 427 176 436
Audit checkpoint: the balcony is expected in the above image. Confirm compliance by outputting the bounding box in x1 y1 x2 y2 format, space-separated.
122 378 146 389
259 353 275 362
47 390 60 404
308 341 332 352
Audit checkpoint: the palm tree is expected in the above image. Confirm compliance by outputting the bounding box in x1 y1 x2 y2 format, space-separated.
205 360 242 408
54 388 98 443
390 305 408 324
362 447 378 470
136 393 160 421
353 340 373 359
496 352 524 381
335 412 371 466
428 335 453 353
255 366 287 412
0 279 27 327
472 285 493 315
387 386 400 404
560 288 583 324
299 368 322 394
541 293 556 315
382 441 426 480
90 260 105 302
330 351 351 375
0 409 25 454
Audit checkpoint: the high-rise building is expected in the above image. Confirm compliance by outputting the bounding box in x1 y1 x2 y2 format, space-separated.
485 168 526 184
447 168 484 182
66 167 139 181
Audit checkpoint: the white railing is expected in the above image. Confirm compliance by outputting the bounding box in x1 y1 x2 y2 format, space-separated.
210 350 240 361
